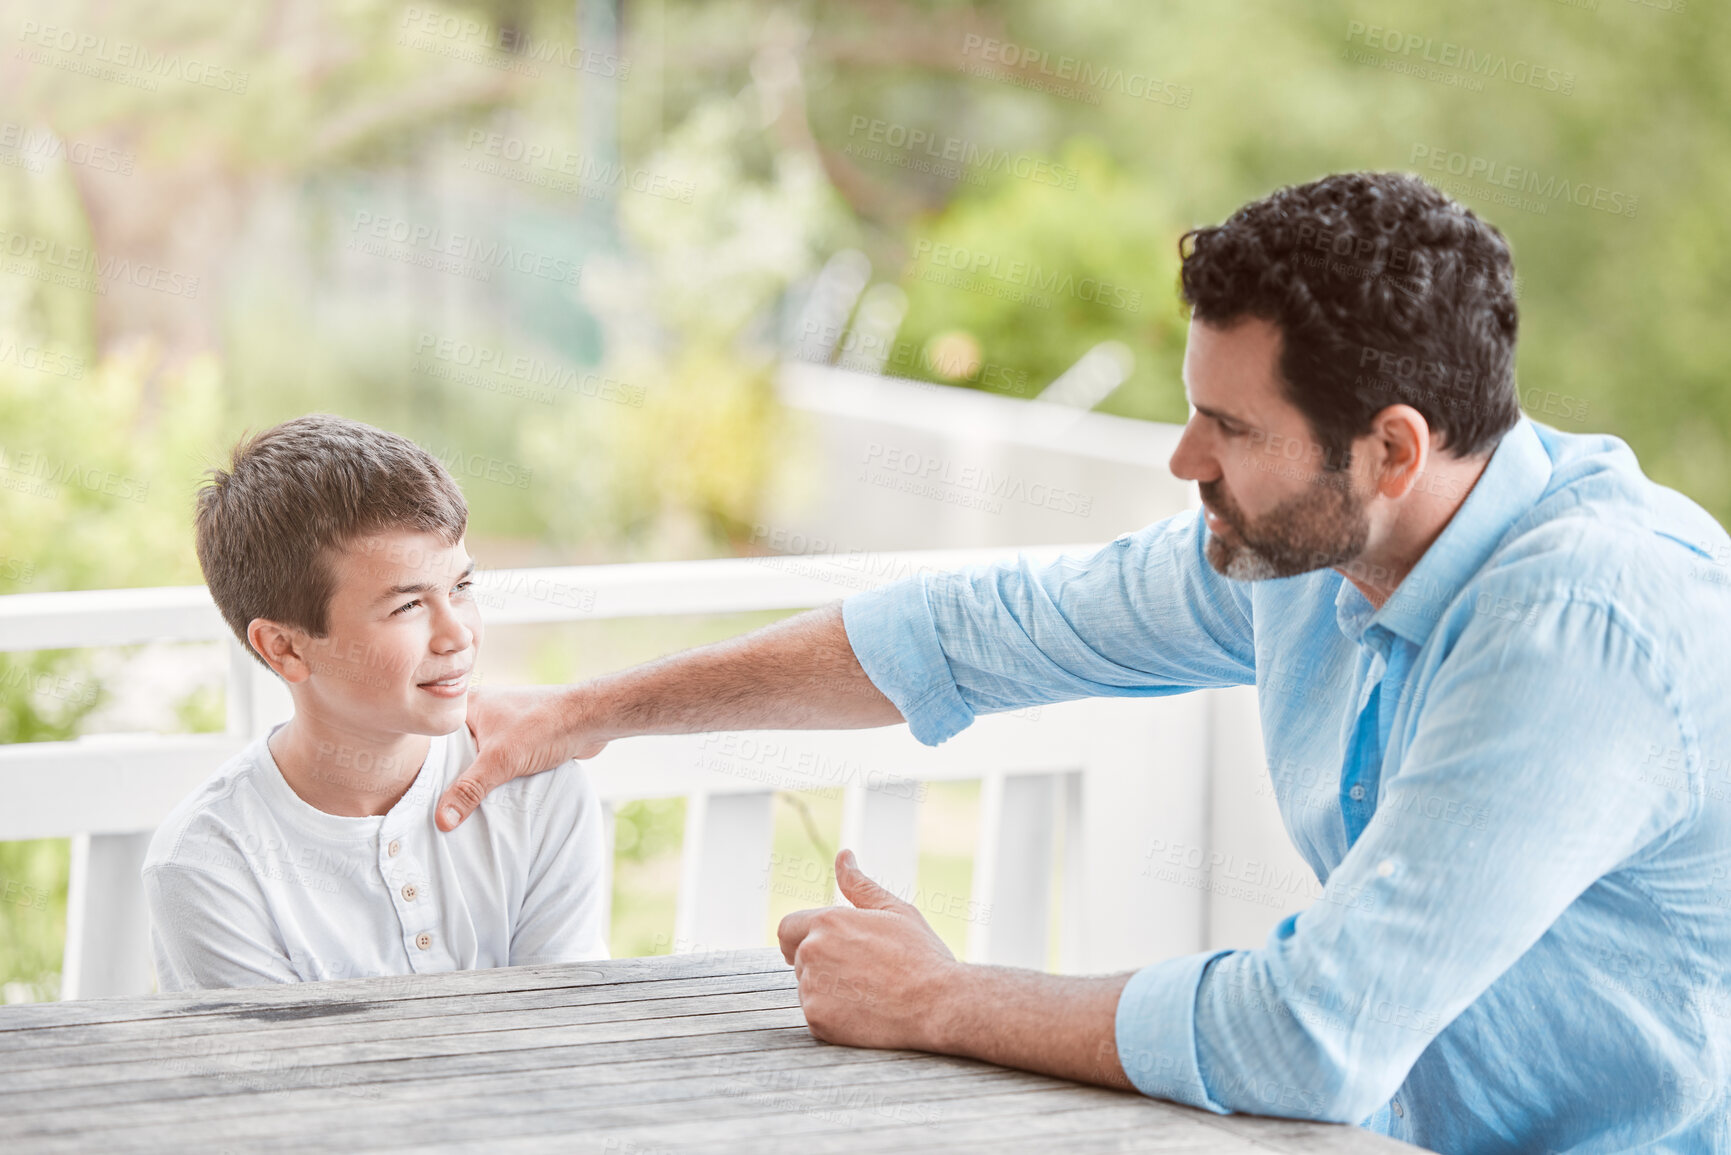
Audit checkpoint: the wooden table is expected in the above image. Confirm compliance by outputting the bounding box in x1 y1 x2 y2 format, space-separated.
0 948 1418 1153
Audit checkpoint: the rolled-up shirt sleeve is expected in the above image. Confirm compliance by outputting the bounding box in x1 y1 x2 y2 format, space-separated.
842 510 1257 745
1115 595 1694 1122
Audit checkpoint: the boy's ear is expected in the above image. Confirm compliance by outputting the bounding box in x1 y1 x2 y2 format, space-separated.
247 619 313 683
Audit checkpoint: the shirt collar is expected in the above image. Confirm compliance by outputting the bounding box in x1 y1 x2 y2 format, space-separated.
1335 418 1553 649
255 723 444 839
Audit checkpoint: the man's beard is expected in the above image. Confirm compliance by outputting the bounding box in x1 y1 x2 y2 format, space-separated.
1198 470 1370 581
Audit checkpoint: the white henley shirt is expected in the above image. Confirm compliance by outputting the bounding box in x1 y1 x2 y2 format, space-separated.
142 724 609 992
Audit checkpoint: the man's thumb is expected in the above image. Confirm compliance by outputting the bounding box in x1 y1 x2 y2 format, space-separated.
835 849 902 911
435 760 496 832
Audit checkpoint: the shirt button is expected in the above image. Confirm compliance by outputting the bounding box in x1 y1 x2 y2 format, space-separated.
1377 859 1396 878
1392 1099 1404 1118
387 839 401 857
1349 785 1366 801
401 883 418 902
415 932 432 951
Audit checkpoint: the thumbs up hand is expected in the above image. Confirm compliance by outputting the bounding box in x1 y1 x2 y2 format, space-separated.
776 849 964 1052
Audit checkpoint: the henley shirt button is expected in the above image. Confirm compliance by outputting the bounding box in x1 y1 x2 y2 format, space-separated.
1349 785 1366 801
387 839 401 857
1392 1099 1404 1118
1377 859 1396 878
415 932 432 951
401 883 418 902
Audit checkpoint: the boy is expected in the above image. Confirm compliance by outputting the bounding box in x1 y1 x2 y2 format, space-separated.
143 414 608 992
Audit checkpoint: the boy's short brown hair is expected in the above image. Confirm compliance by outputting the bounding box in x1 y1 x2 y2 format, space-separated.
196 414 468 666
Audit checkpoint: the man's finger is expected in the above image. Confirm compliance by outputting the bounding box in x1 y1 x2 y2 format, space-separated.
834 849 904 911
777 908 823 964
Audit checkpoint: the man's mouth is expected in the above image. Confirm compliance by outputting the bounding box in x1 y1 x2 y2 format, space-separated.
417 668 471 698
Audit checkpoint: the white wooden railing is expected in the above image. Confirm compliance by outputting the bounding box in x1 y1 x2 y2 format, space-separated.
0 547 1246 1000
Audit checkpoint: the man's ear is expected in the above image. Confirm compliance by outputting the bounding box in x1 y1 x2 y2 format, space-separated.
247 619 313 684
1366 404 1431 500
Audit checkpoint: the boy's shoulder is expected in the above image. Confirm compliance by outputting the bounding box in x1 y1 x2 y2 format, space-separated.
143 737 281 876
447 725 599 825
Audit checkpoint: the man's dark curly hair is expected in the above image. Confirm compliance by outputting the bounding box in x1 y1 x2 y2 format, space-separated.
1179 171 1520 468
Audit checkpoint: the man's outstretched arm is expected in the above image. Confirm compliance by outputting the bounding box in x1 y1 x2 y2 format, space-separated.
439 604 900 829
779 850 1135 1089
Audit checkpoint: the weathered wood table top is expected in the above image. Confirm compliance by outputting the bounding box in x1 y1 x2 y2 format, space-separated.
0 948 1419 1154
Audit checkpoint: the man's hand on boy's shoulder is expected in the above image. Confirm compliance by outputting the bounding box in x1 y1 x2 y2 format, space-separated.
439 685 609 832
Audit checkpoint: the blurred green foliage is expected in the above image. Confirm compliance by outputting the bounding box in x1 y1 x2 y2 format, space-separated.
0 838 68 1003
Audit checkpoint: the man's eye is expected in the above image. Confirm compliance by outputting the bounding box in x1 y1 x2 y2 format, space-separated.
391 599 421 617
453 580 473 595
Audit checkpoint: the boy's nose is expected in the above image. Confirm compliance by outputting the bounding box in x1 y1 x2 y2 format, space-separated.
429 606 477 653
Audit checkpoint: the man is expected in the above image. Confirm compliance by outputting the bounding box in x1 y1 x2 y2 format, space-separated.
436 173 1731 1153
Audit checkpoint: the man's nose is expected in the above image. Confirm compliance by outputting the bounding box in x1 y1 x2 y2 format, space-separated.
1168 419 1220 484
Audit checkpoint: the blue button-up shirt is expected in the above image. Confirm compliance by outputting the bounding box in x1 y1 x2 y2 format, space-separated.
842 418 1731 1153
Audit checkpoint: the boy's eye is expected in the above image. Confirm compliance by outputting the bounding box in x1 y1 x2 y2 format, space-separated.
453 579 473 595
391 599 421 617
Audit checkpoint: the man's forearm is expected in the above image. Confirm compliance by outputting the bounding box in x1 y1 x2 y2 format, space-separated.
930 964 1135 1090
575 603 903 740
